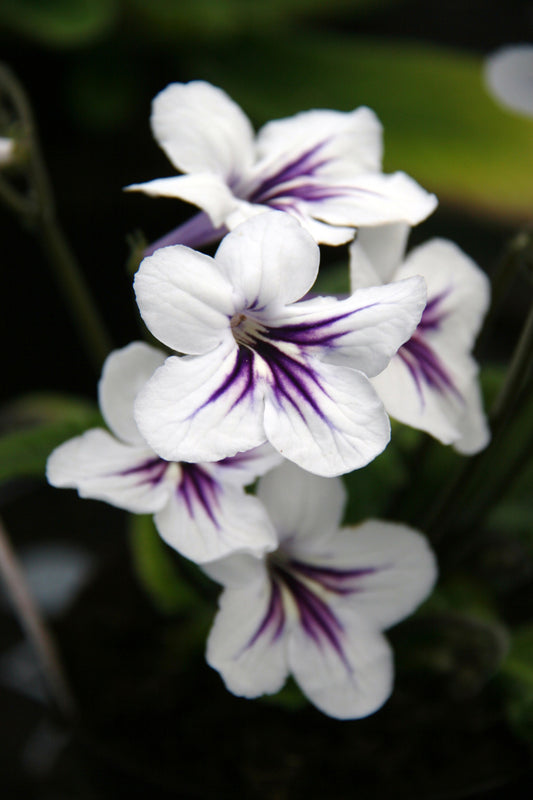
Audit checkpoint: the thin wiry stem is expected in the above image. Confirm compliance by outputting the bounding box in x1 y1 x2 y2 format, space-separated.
0 63 112 372
0 515 77 720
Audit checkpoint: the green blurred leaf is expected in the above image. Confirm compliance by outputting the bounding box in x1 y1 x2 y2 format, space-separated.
196 34 533 222
129 0 392 39
501 627 533 747
0 393 101 483
129 514 204 615
342 441 407 523
312 258 350 296
0 0 118 47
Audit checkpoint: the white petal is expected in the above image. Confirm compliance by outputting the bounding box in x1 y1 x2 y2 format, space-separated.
484 45 533 117
399 238 490 350
98 342 167 445
211 442 283 487
263 358 390 477
269 276 427 376
206 579 289 697
309 171 437 228
155 478 277 564
289 608 393 719
349 223 410 288
257 461 346 548
134 246 236 355
255 106 383 174
202 551 266 588
214 211 320 310
134 340 267 463
371 345 473 444
297 520 437 630
125 173 238 228
150 81 255 178
452 378 491 455
225 199 355 246
0 137 14 167
46 430 171 513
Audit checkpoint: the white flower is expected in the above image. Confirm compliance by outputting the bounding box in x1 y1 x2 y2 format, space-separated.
126 80 437 253
204 461 437 719
0 136 15 167
484 44 533 117
349 224 491 453
46 342 281 564
133 212 427 477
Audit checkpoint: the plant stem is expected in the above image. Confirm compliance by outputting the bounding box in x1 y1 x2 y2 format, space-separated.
0 516 77 720
0 63 112 373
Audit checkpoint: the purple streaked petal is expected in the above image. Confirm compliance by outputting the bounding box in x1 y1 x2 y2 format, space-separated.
144 211 228 256
266 276 426 378
46 429 172 514
289 560 381 596
134 339 267 463
418 289 451 331
246 579 285 648
246 140 331 205
206 578 289 698
264 358 390 477
398 333 459 402
178 463 220 527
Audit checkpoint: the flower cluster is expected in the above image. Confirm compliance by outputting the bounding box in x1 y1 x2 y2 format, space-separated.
48 80 491 719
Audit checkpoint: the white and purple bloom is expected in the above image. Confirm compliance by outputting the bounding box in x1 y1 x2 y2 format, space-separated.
46 342 281 564
126 80 437 253
133 212 427 477
349 224 491 453
204 461 437 719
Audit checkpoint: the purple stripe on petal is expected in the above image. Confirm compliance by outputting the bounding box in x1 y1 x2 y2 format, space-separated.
267 304 379 348
289 560 381 596
399 334 459 403
201 346 255 412
247 141 331 205
275 565 350 669
178 464 221 527
114 457 169 487
246 579 285 649
418 289 451 332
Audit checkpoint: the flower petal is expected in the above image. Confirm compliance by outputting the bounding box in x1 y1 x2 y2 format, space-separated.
210 442 283 487
257 461 346 548
484 44 533 118
263 358 390 477
134 340 267 463
150 81 255 178
288 607 393 719
268 276 426 376
125 173 237 228
349 223 410 288
98 341 167 445
46 429 171 514
214 211 320 310
452 378 491 455
254 107 384 175
206 578 289 698
295 520 437 630
134 245 236 355
155 472 277 564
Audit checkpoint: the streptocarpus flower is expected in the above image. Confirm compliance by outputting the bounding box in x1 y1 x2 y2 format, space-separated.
349 224 490 453
204 461 437 719
46 342 281 564
126 80 437 253
133 212 427 477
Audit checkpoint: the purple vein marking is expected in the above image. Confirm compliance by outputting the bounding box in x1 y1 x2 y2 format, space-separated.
246 579 285 650
418 289 451 332
268 304 379 348
247 141 331 204
399 335 458 403
178 464 220 527
115 456 168 486
289 560 380 596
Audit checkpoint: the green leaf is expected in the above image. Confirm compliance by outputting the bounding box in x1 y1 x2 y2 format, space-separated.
0 393 101 483
128 514 206 615
0 0 118 47
195 34 533 222
342 441 407 523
